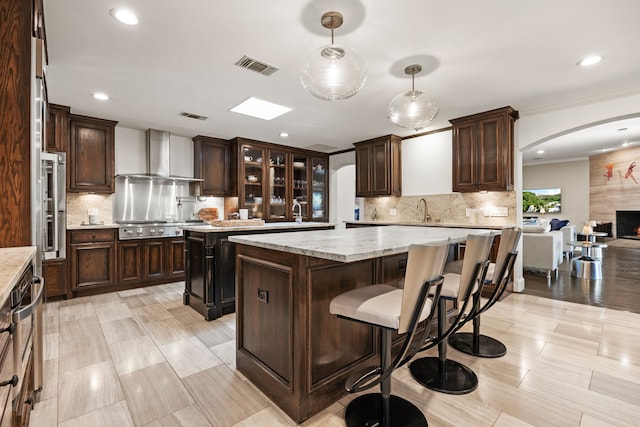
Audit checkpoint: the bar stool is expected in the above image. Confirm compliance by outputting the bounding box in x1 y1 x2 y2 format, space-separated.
448 228 522 358
329 243 449 427
409 233 494 395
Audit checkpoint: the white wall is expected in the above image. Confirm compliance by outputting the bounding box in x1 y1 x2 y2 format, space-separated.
523 160 589 227
329 151 356 228
115 127 146 175
402 130 452 195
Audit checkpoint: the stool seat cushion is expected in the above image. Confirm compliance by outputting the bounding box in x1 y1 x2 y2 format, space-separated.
330 284 433 330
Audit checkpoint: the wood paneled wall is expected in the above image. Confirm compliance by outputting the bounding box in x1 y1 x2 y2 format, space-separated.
0 0 32 247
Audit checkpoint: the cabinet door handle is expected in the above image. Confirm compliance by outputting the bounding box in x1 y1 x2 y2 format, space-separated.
0 375 18 387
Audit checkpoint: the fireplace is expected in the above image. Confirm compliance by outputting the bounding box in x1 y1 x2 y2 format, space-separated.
616 210 640 239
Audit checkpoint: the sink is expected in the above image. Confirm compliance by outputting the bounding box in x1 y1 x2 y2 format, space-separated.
207 219 265 227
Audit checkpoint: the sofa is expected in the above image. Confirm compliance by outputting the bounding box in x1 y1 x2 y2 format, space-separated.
522 218 573 279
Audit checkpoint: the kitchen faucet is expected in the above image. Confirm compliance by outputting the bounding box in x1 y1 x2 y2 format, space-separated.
417 198 430 222
292 199 303 223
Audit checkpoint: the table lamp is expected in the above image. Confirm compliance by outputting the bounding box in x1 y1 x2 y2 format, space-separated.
582 221 593 235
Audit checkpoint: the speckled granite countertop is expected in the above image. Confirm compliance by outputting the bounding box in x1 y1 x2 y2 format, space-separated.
0 246 36 303
344 221 514 230
180 222 335 233
229 225 497 263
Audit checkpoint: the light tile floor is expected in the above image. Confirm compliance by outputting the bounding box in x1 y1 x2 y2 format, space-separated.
30 282 640 426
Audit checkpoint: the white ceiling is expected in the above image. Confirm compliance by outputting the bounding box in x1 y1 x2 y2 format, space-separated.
43 0 640 159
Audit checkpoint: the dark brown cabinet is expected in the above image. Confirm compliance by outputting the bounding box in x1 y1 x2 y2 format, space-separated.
354 135 402 197
45 104 68 153
43 259 69 298
117 237 185 287
193 136 233 196
68 114 118 193
68 229 117 292
234 138 329 222
451 106 518 192
46 104 70 152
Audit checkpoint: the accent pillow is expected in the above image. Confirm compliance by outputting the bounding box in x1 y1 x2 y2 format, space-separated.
550 219 569 231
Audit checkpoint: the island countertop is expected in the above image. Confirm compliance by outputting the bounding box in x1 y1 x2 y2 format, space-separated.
344 220 514 230
0 246 36 303
229 225 498 263
180 221 335 233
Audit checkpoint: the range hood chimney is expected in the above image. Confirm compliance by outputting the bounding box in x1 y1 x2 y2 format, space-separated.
146 129 171 177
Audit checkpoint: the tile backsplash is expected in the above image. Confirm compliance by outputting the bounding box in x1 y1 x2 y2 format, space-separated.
361 191 517 226
67 193 115 226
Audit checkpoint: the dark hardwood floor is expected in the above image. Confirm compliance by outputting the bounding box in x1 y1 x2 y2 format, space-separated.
523 241 640 314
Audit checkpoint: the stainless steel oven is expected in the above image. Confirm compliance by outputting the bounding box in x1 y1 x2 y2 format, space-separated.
10 265 44 402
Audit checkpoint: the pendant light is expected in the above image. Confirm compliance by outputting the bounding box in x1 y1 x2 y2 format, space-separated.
387 64 439 130
300 11 367 101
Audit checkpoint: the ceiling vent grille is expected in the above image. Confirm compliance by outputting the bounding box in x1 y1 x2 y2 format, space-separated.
180 112 208 120
235 55 279 76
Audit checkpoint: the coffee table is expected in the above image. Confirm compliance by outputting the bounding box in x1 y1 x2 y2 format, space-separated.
567 241 607 279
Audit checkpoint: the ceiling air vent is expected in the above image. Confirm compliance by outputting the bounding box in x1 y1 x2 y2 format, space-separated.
180 112 208 121
235 55 279 76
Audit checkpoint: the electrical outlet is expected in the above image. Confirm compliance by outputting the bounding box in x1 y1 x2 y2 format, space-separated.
465 208 472 217
489 207 509 217
390 208 397 216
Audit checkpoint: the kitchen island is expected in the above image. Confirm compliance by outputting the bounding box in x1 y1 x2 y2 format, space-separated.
181 222 335 320
228 225 498 423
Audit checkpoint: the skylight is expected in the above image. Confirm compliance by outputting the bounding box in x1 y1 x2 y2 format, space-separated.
229 97 292 120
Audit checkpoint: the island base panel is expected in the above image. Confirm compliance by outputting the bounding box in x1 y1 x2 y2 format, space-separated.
235 245 379 423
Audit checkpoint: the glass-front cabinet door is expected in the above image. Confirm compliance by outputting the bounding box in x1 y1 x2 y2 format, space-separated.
292 154 308 220
311 157 327 220
240 145 265 219
267 150 287 220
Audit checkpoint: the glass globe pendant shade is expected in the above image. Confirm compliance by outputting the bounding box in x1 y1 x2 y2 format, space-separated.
387 89 440 130
300 44 367 101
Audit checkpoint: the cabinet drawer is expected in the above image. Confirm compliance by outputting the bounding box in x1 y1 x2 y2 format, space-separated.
70 229 116 243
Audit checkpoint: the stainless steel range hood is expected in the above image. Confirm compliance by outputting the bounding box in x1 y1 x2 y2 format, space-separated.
116 129 202 182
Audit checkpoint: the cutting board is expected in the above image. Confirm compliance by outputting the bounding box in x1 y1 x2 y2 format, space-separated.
207 219 265 227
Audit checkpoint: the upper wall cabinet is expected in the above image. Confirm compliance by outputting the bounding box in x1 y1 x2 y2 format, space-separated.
450 106 519 192
354 135 402 197
46 103 69 152
68 114 118 193
193 136 234 196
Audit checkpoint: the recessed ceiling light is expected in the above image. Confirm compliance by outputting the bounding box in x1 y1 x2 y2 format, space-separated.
536 150 545 154
622 142 630 147
110 8 138 25
92 92 109 101
577 55 603 67
280 132 289 138
229 97 292 120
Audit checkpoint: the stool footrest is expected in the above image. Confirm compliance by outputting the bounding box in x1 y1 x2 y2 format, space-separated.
345 366 381 392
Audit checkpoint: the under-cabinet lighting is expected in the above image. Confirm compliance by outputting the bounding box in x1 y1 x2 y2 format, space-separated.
229 97 292 120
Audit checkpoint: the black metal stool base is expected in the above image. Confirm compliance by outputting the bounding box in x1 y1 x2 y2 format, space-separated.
409 357 478 395
448 332 507 358
345 393 428 427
